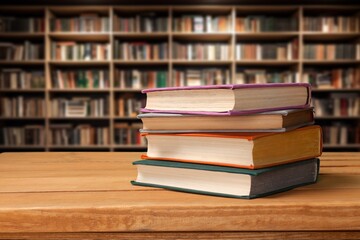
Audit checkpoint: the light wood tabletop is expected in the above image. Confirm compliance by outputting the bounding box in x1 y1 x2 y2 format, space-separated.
0 152 359 240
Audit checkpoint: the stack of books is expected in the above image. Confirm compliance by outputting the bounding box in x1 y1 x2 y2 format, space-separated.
132 83 322 199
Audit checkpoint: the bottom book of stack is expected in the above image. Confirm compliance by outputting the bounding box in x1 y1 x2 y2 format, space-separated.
132 158 319 199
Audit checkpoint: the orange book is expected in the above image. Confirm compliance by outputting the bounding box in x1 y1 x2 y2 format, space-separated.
236 18 244 32
142 125 322 169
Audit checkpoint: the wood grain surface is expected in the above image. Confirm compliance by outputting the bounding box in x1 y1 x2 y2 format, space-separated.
0 152 359 239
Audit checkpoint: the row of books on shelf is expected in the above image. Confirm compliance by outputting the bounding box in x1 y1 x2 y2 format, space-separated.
314 94 360 117
173 15 231 33
114 69 167 89
1 14 359 34
322 124 360 145
173 43 230 60
115 13 168 32
0 126 44 145
115 96 145 117
1 69 359 90
113 41 168 60
51 42 110 61
52 69 109 89
0 41 44 60
114 123 145 145
1 123 359 147
0 97 44 117
303 16 358 32
0 124 146 146
235 70 298 84
49 125 109 145
172 68 230 86
235 16 297 32
50 15 110 32
0 17 45 32
51 97 108 117
236 40 298 60
3 41 360 61
303 68 360 89
3 95 356 118
0 69 45 89
303 44 358 60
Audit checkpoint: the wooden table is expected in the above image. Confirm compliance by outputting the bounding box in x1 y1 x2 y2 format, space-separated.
0 152 359 240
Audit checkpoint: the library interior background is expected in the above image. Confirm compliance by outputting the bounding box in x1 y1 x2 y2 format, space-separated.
0 1 359 152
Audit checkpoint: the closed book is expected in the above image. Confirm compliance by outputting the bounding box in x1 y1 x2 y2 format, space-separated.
132 158 320 199
139 108 314 133
142 125 322 169
141 83 310 115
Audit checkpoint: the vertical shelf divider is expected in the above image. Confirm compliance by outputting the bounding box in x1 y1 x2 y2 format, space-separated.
45 7 51 151
231 6 236 84
299 6 304 83
169 6 173 87
109 6 115 151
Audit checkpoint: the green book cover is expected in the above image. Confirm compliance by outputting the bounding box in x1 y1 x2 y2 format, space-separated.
132 158 320 199
93 70 99 88
156 72 167 88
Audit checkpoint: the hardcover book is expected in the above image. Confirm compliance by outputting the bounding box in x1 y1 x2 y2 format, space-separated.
142 125 322 169
141 83 311 115
132 158 320 199
139 108 314 133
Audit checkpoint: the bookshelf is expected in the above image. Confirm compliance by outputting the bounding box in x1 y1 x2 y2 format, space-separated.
0 5 359 152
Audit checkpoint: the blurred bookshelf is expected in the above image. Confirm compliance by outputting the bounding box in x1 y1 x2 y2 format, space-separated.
0 5 359 152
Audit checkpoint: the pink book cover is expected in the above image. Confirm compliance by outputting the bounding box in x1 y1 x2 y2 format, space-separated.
141 83 311 116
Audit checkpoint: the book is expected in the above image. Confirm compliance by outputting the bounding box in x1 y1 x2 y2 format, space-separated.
142 125 322 169
141 83 311 115
132 158 320 199
139 108 314 133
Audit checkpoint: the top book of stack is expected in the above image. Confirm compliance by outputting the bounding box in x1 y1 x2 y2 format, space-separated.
141 83 311 115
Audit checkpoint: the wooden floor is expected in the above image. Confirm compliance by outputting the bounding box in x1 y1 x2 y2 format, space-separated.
0 152 359 239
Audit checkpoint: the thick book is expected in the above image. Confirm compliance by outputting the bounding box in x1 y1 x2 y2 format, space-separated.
142 125 322 169
139 108 314 133
132 158 320 199
141 83 311 115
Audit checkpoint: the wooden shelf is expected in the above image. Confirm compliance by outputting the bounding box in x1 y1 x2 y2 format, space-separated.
323 144 360 149
302 60 360 65
113 89 143 93
113 145 147 149
172 33 232 41
49 32 110 41
114 117 140 120
49 6 110 14
172 60 232 65
113 32 169 39
236 60 299 66
312 88 360 92
0 32 45 39
0 60 45 65
315 116 360 120
49 60 110 66
236 32 299 40
49 116 110 121
302 32 360 41
113 60 169 65
0 117 45 120
49 145 111 149
236 6 298 12
0 145 45 149
49 89 110 93
0 89 45 93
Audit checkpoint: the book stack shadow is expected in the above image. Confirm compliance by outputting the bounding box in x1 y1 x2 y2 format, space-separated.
131 83 323 199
